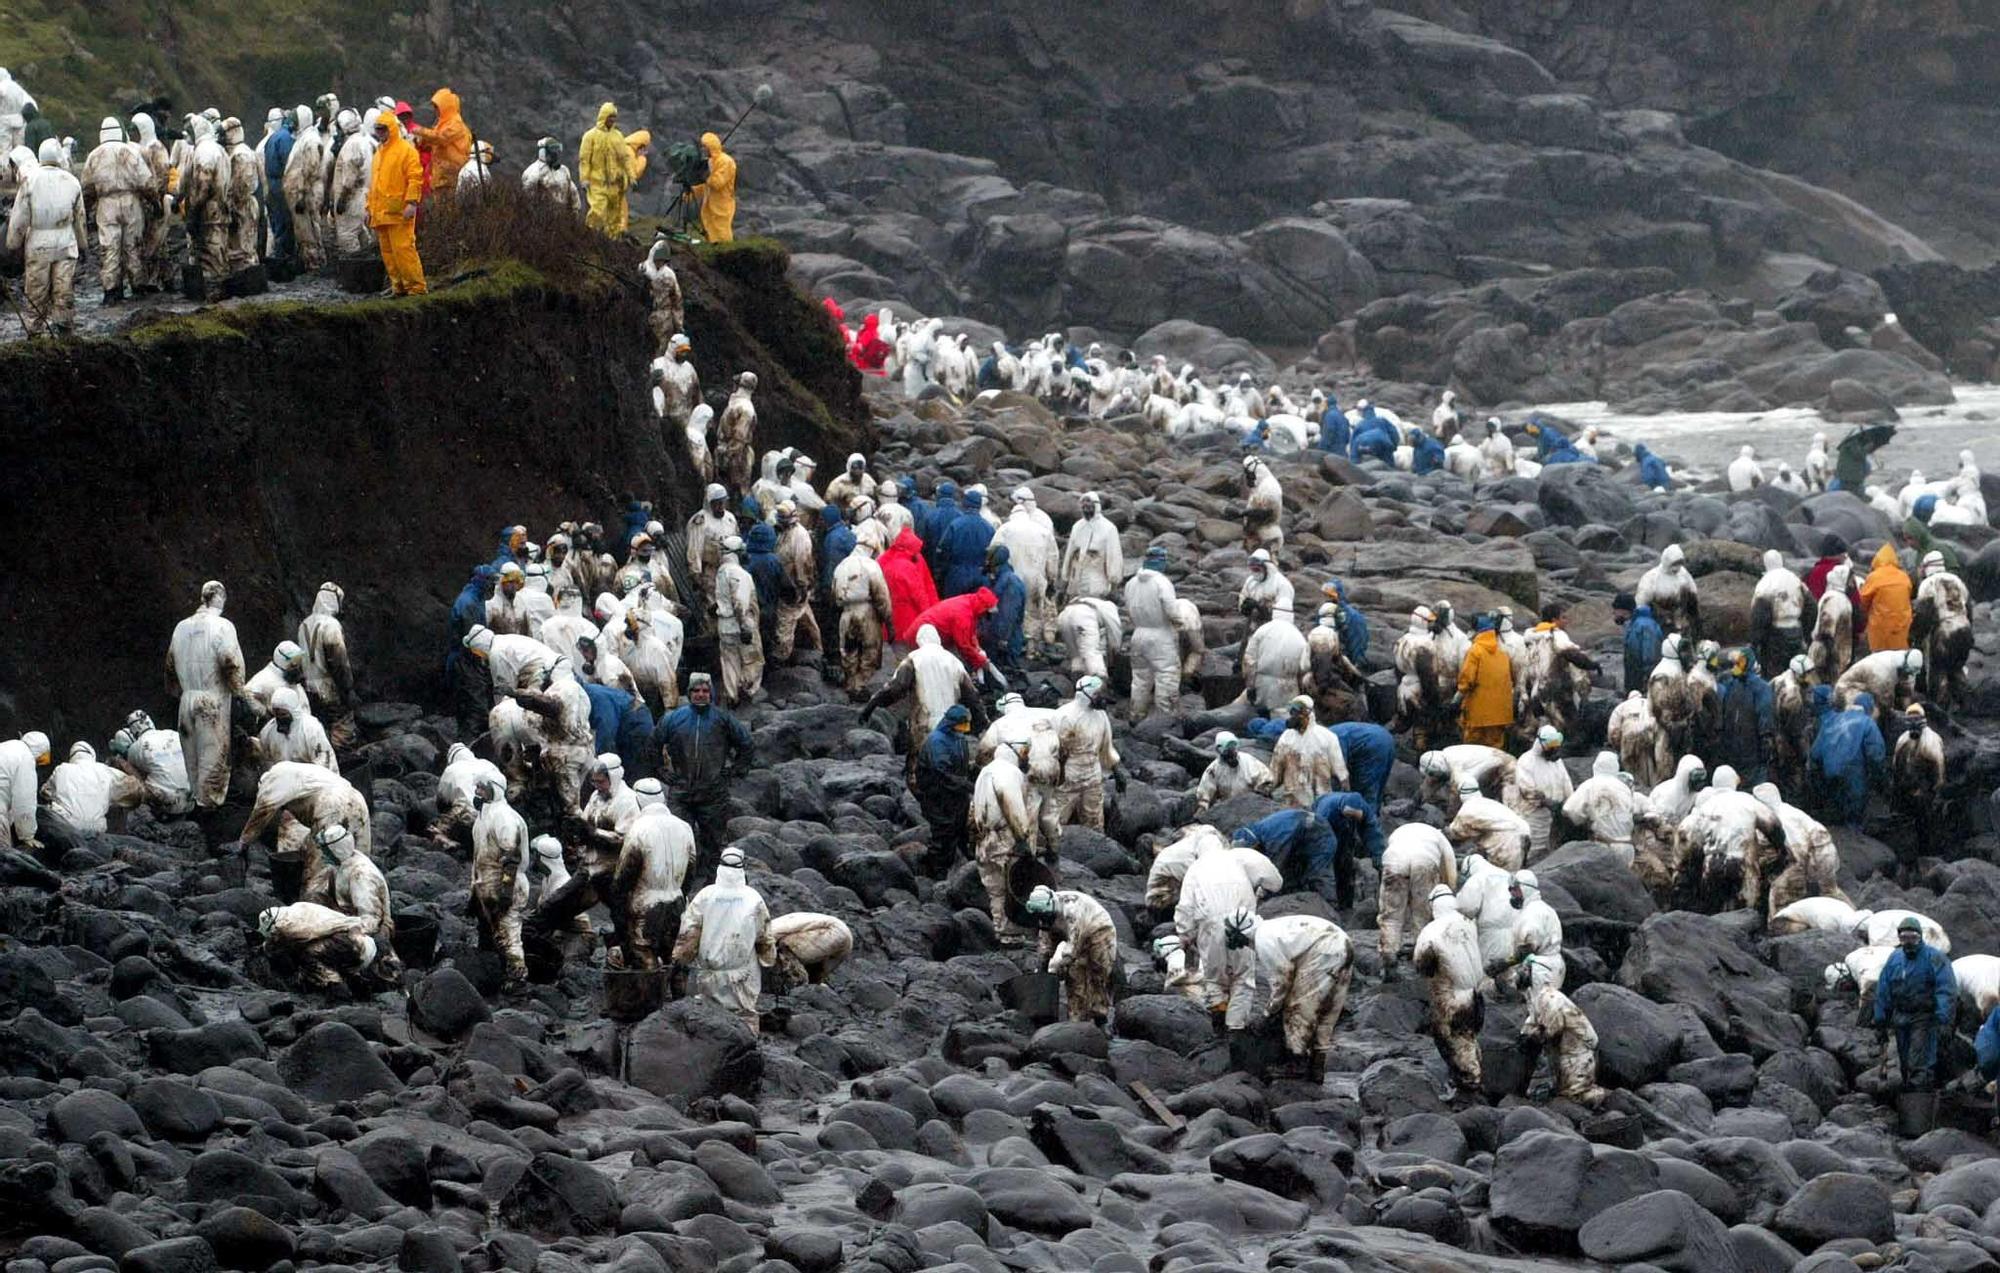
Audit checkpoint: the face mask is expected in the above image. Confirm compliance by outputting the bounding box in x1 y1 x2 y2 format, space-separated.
275 718 294 735
1509 890 1525 911
285 665 304 683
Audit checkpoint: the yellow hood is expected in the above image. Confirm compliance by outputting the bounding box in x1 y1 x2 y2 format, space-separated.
1871 543 1901 571
596 102 618 129
431 87 461 125
701 131 721 155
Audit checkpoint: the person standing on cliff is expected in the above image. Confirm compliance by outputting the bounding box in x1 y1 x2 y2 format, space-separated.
578 102 632 236
366 108 426 296
684 131 736 243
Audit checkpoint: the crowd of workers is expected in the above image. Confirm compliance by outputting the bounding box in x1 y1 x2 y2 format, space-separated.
2 287 1986 1107
0 67 738 335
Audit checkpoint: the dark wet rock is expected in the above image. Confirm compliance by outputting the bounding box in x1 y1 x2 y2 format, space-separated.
1490 1130 1660 1250
409 967 491 1040
48 1091 143 1145
1577 1189 1738 1272
961 1167 1091 1235
1208 1132 1347 1206
127 1079 221 1142
277 1021 403 1102
117 1238 215 1273
193 1210 293 1272
1029 1103 1171 1178
627 1001 762 1103
1772 1171 1894 1249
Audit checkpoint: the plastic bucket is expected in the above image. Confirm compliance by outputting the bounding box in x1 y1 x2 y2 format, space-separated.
1898 1089 1940 1137
391 914 439 968
604 969 669 1022
1001 972 1061 1025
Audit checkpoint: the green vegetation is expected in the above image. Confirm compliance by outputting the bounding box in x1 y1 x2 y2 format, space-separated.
0 0 428 134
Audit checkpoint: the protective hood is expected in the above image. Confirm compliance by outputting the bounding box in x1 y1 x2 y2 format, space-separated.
98 117 124 144
916 625 941 649
1871 543 1901 572
746 522 777 553
313 581 343 616
36 138 62 165
1661 544 1686 570
431 87 461 125
988 544 1012 571
1592 751 1618 777
132 114 158 144
701 131 722 156
595 102 618 129
1763 550 1784 573
889 527 925 558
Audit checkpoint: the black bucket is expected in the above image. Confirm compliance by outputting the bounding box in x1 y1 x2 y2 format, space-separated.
336 252 386 294
223 263 267 298
1000 972 1060 1025
1364 671 1399 725
604 969 670 1022
391 913 439 968
179 262 206 300
1898 1089 1940 1138
1228 1020 1288 1079
1005 856 1061 928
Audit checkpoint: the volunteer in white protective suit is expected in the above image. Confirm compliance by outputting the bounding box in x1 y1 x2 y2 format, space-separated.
470 779 532 985
1727 445 1764 492
298 581 355 748
0 731 51 850
993 487 1059 653
506 656 595 813
1243 608 1308 711
239 761 371 903
1146 824 1224 916
1060 491 1123 600
1561 752 1647 864
321 825 393 953
80 116 153 303
1379 823 1459 964
1268 695 1346 808
713 534 764 706
1769 895 1863 937
245 640 306 716
1853 907 1949 953
1636 544 1700 639
831 538 894 694
823 453 876 511
977 694 1062 850
1413 886 1485 1097
1511 725 1573 861
1056 596 1122 681
1238 550 1295 626
1192 733 1272 815
1753 782 1847 915
1417 745 1516 817
612 779 695 969
1749 549 1815 675
1446 776 1532 871
1241 455 1285 554
108 713 191 816
42 741 141 834
259 686 336 771
770 912 855 987
1245 910 1354 1081
1052 675 1121 831
1176 844 1282 1031
672 846 776 1033
971 733 1038 940
1455 853 1518 982
861 624 985 758
1124 545 1183 720
1026 883 1119 1023
1515 955 1606 1105
1913 551 1973 706
433 742 508 845
0 71 29 159
167 581 249 811
258 902 380 990
328 108 372 254
1497 869 1565 989
7 137 83 334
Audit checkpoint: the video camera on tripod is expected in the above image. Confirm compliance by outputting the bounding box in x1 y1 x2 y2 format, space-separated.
662 83 773 243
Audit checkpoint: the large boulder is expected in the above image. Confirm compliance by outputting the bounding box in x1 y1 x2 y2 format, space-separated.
1772 1172 1894 1248
1573 983 1715 1088
1489 1130 1659 1251
1578 1190 1741 1273
1618 912 1802 1058
626 1000 762 1103
1538 464 1638 529
277 1022 403 1104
